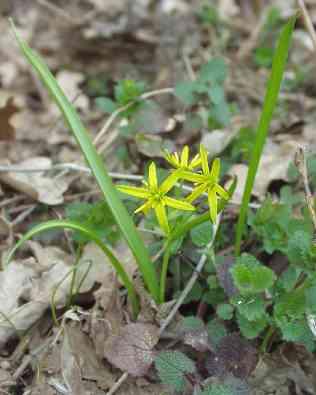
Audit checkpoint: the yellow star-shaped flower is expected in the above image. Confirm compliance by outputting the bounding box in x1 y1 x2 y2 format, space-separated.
117 162 195 235
183 144 229 223
164 145 201 172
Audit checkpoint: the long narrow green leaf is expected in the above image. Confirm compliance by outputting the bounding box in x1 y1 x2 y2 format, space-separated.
10 21 160 303
235 16 296 255
5 220 139 315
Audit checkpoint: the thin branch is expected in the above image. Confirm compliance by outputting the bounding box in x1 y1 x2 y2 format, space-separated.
106 372 129 395
297 0 316 51
159 216 221 335
0 162 259 208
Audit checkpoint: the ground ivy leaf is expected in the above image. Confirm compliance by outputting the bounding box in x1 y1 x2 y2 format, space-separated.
237 312 268 339
217 303 234 320
231 254 276 294
175 81 198 106
154 350 195 392
232 295 266 321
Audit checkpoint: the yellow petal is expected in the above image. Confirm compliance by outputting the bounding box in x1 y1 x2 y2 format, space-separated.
155 203 170 234
180 146 189 167
164 151 178 168
117 185 150 199
200 144 209 175
160 170 180 193
179 171 205 183
214 184 229 200
134 200 152 214
164 196 195 211
148 162 158 189
186 183 208 203
173 152 180 164
208 188 218 223
190 154 202 169
210 158 220 181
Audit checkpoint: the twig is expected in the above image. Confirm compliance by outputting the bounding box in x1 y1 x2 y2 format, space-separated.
106 372 129 395
36 0 75 24
0 162 259 208
93 88 174 146
297 0 316 51
295 146 316 231
159 216 221 335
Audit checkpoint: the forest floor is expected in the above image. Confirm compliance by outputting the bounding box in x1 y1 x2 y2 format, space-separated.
1 0 316 394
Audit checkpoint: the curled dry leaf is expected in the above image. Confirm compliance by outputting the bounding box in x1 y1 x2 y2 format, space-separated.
0 242 118 347
229 137 298 200
0 157 69 205
104 323 159 377
201 128 237 158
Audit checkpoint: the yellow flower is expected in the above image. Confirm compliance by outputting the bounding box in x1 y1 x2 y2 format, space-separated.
164 145 201 171
183 144 229 223
117 162 195 235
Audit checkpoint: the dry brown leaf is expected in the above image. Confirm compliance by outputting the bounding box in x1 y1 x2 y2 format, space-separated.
54 70 88 113
229 137 298 200
228 164 248 204
201 129 237 158
0 242 117 347
0 157 69 205
61 328 86 395
104 323 159 377
0 97 19 141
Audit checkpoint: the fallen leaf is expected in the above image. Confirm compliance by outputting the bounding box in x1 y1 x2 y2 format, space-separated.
0 157 70 205
0 97 19 141
135 133 175 158
228 164 248 204
104 323 159 377
0 241 118 347
53 70 88 114
229 137 298 200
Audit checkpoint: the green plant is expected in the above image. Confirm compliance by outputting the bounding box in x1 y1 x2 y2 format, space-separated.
9 21 160 313
235 15 296 255
175 57 231 128
117 144 234 302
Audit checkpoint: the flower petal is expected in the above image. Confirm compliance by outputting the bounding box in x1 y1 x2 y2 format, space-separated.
200 144 209 175
181 146 189 167
148 162 158 189
210 158 220 181
160 170 180 193
186 183 208 203
214 184 230 200
134 200 152 214
179 171 205 183
190 154 202 169
208 188 218 223
164 196 195 211
155 203 169 234
117 185 150 199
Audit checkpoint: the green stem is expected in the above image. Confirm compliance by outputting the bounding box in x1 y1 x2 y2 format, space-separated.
160 242 172 303
260 325 275 354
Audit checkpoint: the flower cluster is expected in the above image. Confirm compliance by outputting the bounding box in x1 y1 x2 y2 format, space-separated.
117 144 229 235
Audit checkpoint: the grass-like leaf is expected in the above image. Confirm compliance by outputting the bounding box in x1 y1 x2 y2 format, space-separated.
5 219 139 316
10 21 160 303
235 16 296 255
